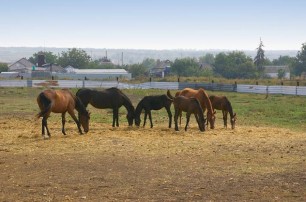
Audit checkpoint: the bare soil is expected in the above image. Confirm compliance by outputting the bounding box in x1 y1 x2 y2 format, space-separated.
0 115 306 201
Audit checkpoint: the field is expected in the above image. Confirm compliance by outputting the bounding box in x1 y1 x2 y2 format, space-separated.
0 87 306 201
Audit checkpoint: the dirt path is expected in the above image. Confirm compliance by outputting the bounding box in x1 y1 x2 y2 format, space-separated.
0 117 306 201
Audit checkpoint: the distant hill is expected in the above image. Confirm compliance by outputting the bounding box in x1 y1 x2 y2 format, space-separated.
0 47 298 64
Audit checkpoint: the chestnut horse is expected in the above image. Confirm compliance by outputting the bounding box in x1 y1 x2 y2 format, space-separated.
175 88 216 129
76 87 135 127
36 89 90 138
209 95 237 129
135 94 172 128
173 95 205 132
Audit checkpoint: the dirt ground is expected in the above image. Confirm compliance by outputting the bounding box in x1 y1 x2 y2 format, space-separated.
0 115 306 201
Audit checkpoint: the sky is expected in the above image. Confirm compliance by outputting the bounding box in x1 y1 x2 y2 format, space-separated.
1 0 306 50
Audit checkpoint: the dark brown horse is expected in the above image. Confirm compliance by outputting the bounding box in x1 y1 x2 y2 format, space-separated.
209 95 237 129
76 87 135 127
173 95 206 132
36 89 90 138
177 88 216 129
135 94 172 128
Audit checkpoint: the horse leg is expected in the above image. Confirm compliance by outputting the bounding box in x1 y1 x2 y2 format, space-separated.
68 110 83 134
61 112 67 135
112 108 119 127
174 109 179 131
143 111 147 127
185 112 191 131
42 116 51 138
222 110 227 128
165 106 172 128
148 110 153 128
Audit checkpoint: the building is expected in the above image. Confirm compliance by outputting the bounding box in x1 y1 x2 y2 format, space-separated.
264 65 290 79
58 67 132 80
8 58 35 73
150 60 171 78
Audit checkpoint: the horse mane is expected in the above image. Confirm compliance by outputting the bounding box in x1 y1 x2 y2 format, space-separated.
113 88 135 114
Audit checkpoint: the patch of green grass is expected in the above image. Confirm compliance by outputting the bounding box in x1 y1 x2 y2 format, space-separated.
1 87 306 131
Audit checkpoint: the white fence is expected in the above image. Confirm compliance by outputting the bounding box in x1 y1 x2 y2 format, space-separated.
1 79 306 96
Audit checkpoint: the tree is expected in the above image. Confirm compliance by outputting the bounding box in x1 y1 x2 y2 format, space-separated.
199 53 215 65
0 63 8 72
171 57 200 77
28 51 58 65
278 69 286 79
142 58 157 70
58 48 91 69
213 51 256 79
254 39 266 76
127 64 148 78
292 43 306 76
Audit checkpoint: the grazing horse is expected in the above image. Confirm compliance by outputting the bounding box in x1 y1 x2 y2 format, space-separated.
173 96 205 132
76 88 135 127
209 95 237 129
170 88 216 129
135 94 172 128
36 89 90 138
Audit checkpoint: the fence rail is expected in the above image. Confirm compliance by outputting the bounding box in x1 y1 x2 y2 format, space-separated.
1 79 306 96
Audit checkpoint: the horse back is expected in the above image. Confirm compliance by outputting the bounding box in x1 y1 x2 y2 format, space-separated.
42 89 74 113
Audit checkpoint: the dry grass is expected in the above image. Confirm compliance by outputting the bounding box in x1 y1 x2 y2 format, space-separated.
1 114 305 201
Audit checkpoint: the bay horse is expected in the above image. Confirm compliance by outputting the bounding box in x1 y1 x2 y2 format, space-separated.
209 95 237 129
36 89 90 138
173 95 205 132
76 87 135 127
173 88 216 129
135 94 172 128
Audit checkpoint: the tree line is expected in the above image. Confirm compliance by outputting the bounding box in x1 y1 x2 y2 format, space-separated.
1 42 306 79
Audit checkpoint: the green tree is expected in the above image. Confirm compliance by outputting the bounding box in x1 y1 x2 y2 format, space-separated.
199 53 215 65
292 43 306 76
277 69 286 79
254 39 266 76
127 64 148 78
272 55 295 66
171 57 200 77
28 51 58 65
0 63 8 72
213 51 256 79
58 48 91 69
142 58 157 69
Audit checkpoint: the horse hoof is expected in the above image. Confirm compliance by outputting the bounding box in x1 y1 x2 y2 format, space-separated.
43 135 50 140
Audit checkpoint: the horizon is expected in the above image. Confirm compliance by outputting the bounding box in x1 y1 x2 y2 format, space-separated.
1 0 306 50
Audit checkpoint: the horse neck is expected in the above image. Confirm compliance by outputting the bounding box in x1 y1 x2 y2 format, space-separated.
199 89 214 114
74 97 87 115
135 101 143 117
225 98 234 118
122 94 135 115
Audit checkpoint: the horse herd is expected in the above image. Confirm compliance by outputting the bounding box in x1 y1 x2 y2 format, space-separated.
36 87 237 139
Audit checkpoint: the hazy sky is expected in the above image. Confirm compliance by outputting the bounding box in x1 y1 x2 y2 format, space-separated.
1 0 305 50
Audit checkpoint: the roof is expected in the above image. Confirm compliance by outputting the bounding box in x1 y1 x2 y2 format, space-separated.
9 58 34 68
73 69 128 74
264 65 290 74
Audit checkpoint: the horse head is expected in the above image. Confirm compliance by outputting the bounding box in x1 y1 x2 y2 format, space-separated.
79 110 90 133
231 113 237 129
208 111 216 129
126 111 134 126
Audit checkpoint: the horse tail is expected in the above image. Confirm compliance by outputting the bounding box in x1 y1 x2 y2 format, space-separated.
166 90 174 100
36 92 51 119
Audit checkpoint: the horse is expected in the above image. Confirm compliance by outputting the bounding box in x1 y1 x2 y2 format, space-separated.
173 95 206 132
176 88 216 129
36 89 90 138
209 95 237 129
76 87 135 127
134 94 172 128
